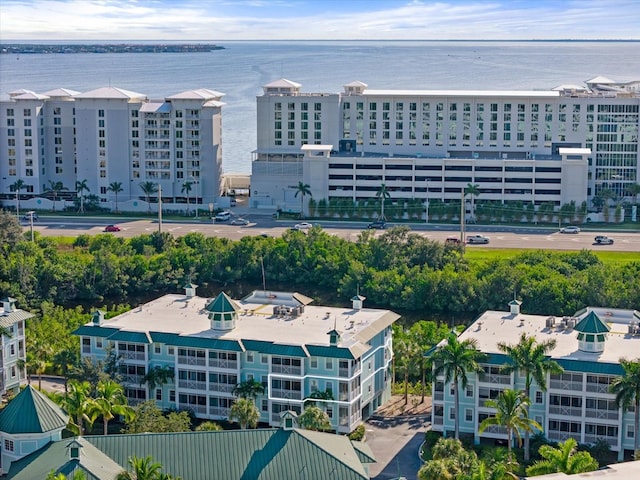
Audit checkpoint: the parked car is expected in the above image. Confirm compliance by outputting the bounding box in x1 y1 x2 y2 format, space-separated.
104 224 121 232
21 213 38 221
294 222 313 230
560 226 581 234
367 221 386 230
230 217 249 226
467 234 490 244
445 237 461 245
215 211 231 222
594 235 614 245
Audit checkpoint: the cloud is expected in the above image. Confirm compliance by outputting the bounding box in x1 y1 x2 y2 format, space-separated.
0 0 638 40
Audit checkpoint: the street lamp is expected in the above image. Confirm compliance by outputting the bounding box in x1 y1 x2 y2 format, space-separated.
26 210 35 241
425 181 430 224
209 202 214 223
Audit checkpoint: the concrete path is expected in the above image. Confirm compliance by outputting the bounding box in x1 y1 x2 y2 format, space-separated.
366 415 430 480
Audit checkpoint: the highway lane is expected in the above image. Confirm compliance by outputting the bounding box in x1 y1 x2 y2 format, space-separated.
23 218 640 252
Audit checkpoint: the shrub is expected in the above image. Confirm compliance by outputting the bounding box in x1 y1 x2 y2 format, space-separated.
348 424 365 441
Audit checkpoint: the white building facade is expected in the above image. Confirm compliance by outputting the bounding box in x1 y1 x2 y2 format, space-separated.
1 87 225 211
251 77 639 217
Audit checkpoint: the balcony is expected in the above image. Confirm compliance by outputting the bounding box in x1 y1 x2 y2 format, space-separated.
271 388 302 400
119 351 145 361
210 406 230 417
585 409 619 421
184 404 207 415
433 391 444 401
177 355 206 367
122 374 144 385
550 380 583 391
271 365 302 376
178 380 206 391
209 383 234 394
584 435 617 447
339 368 349 377
480 425 507 435
433 416 444 426
586 383 611 394
547 431 580 443
208 359 238 370
549 406 583 417
480 374 511 385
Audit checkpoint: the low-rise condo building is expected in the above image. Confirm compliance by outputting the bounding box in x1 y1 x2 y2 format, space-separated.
431 301 640 461
0 297 30 397
251 77 639 218
74 287 398 434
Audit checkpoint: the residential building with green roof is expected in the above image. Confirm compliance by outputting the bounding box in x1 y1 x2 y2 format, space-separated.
74 287 399 434
431 301 640 461
0 298 30 398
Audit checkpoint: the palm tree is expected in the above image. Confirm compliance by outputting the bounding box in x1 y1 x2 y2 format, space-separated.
498 333 563 461
116 455 164 480
298 405 331 431
75 179 89 214
141 365 175 400
464 183 480 222
229 397 260 429
47 180 67 212
479 389 541 456
108 181 124 213
526 438 598 476
294 181 312 219
376 183 391 221
139 181 158 212
11 179 26 217
52 349 78 394
626 183 640 204
60 380 97 436
181 181 193 216
94 379 134 435
195 421 223 431
232 379 265 400
394 334 420 405
432 333 486 439
610 358 640 454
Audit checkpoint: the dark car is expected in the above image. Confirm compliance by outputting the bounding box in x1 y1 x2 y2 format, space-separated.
445 237 461 245
367 221 386 230
104 224 121 232
21 213 38 221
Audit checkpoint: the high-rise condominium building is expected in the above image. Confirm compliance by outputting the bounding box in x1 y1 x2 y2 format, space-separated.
0 87 224 210
251 77 639 217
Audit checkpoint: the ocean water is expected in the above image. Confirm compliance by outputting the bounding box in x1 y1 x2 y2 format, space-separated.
1 41 639 174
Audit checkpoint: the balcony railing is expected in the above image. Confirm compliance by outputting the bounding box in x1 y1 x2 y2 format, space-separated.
184 404 207 415
339 368 349 377
178 380 207 391
480 425 507 435
210 406 230 417
547 431 580 443
209 383 234 394
433 416 444 426
433 391 444 401
586 384 611 394
208 359 238 370
118 351 145 361
550 380 583 391
549 406 582 417
584 435 617 447
480 374 511 385
122 374 144 385
271 365 302 376
271 388 302 400
177 356 206 367
585 409 619 421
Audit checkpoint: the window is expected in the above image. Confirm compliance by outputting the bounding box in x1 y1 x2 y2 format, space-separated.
169 390 175 402
326 358 333 370
247 352 254 362
465 409 473 422
535 391 543 404
154 344 161 354
11 366 16 378
466 385 473 397
449 407 456 420
156 389 162 401
96 338 103 349
82 337 91 353
310 357 318 368
10 344 15 356
627 425 635 439
4 439 14 452
168 347 175 355
262 399 268 412
261 355 268 364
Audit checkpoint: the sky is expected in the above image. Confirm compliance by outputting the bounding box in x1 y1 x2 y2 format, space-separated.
1 0 639 41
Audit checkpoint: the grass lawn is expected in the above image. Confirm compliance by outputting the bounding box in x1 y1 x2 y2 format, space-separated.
464 248 639 264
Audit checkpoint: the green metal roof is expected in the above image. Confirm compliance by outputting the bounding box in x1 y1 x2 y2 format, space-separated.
0 385 69 434
242 339 308 357
206 291 240 314
72 325 120 338
556 358 623 376
574 311 610 334
150 331 244 351
306 344 356 359
108 330 151 344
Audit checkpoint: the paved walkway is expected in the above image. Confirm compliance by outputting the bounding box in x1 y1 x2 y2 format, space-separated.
366 414 430 480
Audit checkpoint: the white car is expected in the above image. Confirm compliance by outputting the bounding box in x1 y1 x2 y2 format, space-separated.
560 226 581 234
230 218 249 226
467 234 490 244
294 222 313 230
594 235 614 245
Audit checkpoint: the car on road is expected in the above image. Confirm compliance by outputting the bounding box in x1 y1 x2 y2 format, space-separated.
214 211 231 222
560 226 581 234
367 221 387 229
467 234 490 244
445 237 461 245
594 235 614 245
22 213 38 221
294 222 313 230
104 224 121 232
230 218 250 226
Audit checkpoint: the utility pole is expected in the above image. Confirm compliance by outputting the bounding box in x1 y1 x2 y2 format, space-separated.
158 184 162 234
425 181 430 224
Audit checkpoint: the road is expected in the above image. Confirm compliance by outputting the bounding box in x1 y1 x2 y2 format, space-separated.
22 216 640 252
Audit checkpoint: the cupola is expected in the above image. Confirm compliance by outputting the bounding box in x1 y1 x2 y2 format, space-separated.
509 299 522 315
280 410 299 430
91 310 105 326
206 292 240 331
2 297 17 313
351 294 366 311
184 283 198 298
574 311 610 353
66 438 83 460
327 328 341 347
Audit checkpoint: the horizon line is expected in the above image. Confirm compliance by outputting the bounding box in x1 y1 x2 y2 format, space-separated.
1 38 639 43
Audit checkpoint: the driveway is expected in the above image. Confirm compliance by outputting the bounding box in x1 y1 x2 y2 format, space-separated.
366 415 429 480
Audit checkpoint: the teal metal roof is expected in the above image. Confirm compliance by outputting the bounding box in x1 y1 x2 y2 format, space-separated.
574 311 610 334
108 330 151 344
556 358 623 376
150 331 243 351
242 339 308 357
0 385 68 434
206 291 240 313
306 344 356 359
72 325 120 338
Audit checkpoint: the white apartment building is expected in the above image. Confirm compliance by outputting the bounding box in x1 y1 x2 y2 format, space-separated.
251 77 639 217
0 298 30 397
1 87 225 211
431 301 640 461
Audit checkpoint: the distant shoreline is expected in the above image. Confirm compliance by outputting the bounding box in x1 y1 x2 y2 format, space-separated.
0 44 225 54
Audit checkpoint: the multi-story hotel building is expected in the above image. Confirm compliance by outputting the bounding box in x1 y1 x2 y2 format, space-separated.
251 77 639 217
73 286 398 434
0 298 30 397
431 301 640 461
0 87 224 210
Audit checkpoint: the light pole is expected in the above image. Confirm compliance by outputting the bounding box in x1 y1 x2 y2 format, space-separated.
425 181 430 224
157 184 162 234
26 210 35 241
15 189 19 219
209 202 214 223
192 175 199 219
